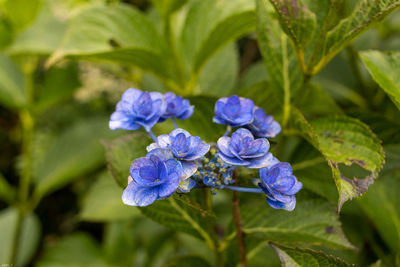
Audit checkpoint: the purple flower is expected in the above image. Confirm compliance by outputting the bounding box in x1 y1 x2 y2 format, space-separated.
217 128 277 168
147 129 210 192
258 162 302 211
247 107 281 138
122 149 182 206
109 88 166 132
213 95 254 127
158 92 194 122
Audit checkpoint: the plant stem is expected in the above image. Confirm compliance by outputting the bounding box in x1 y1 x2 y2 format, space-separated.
171 118 178 129
281 34 290 128
232 190 247 267
146 129 157 142
223 126 232 136
218 185 263 193
11 110 34 264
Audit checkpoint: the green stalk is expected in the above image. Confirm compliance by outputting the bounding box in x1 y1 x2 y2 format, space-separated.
11 110 34 265
10 60 36 265
281 34 290 129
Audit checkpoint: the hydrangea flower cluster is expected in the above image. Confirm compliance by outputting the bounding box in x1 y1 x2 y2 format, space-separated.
110 89 302 211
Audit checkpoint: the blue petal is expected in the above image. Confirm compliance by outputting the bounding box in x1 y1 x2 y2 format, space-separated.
270 175 295 192
217 136 235 157
177 104 194 120
218 152 249 166
122 181 159 206
284 180 303 195
240 97 255 114
213 115 228 125
184 142 210 161
180 161 198 179
109 111 141 130
130 157 156 184
170 128 191 138
146 148 174 161
234 128 254 140
156 134 171 149
146 142 160 152
266 196 296 211
164 159 183 176
158 171 180 198
246 152 275 168
240 139 270 158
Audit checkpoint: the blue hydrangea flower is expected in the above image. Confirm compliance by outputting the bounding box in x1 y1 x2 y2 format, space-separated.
147 128 210 192
213 95 254 127
217 128 277 168
258 162 302 211
109 88 166 132
247 107 281 138
122 148 182 206
158 92 194 122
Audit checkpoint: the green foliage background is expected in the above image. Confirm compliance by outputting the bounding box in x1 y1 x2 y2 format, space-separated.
0 0 399 266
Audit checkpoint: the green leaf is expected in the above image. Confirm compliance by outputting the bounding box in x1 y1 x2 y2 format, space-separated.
310 116 384 173
360 50 400 110
33 117 118 199
2 0 41 31
0 54 26 109
0 208 41 267
0 173 16 203
196 43 239 97
236 81 282 116
271 243 352 267
103 221 135 266
164 255 211 267
294 83 342 116
321 0 400 70
36 63 81 112
0 19 13 49
310 116 385 210
79 172 139 222
358 167 400 253
140 193 217 250
192 9 256 73
237 61 268 89
37 233 110 267
47 4 170 80
288 109 385 211
180 0 254 73
8 1 67 55
151 0 187 18
234 192 354 249
268 0 317 49
143 230 176 267
103 133 151 188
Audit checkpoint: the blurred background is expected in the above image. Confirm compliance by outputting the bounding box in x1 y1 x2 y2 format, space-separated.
0 0 400 266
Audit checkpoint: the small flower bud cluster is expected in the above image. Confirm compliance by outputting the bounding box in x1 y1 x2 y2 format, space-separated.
192 145 236 194
110 89 302 211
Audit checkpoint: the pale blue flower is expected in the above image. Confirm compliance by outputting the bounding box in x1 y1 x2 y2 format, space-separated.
213 95 254 127
258 162 302 211
110 88 166 132
247 107 281 138
217 128 276 168
122 148 182 206
159 92 194 122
